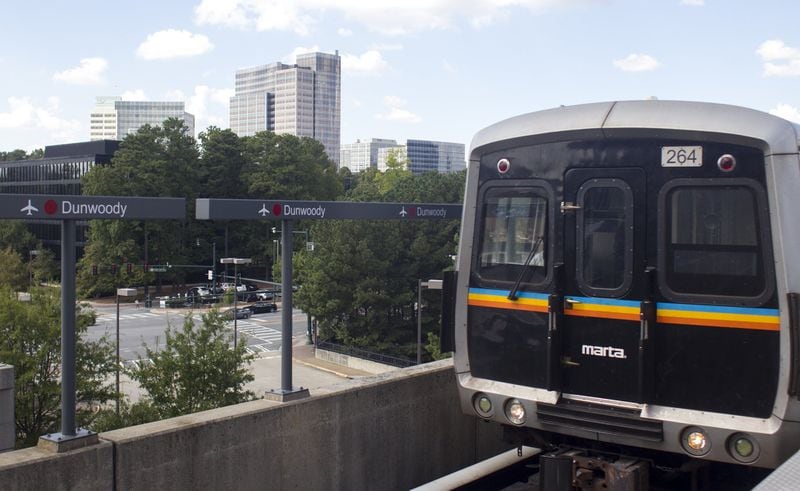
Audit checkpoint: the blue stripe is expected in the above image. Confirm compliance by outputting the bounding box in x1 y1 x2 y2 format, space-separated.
657 302 779 316
469 288 779 316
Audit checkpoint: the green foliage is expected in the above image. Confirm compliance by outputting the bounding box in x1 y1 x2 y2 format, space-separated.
0 287 115 448
88 400 161 433
129 309 255 418
243 132 342 201
294 170 465 360
0 248 27 291
79 119 201 297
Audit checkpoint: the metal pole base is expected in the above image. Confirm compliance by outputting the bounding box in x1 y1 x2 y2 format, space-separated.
38 428 98 453
264 387 310 403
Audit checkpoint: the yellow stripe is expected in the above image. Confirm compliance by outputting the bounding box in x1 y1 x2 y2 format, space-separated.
468 293 547 308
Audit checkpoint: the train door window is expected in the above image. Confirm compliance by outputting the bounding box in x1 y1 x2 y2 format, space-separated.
658 179 774 304
576 179 633 296
475 184 552 286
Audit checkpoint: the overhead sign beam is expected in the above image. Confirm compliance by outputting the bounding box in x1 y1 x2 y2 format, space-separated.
196 198 462 221
1 194 186 220
195 198 463 402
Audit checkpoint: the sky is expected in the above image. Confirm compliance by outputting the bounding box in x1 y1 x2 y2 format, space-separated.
2 0 800 154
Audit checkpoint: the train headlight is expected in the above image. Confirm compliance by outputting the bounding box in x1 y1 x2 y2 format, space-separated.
727 433 760 463
681 427 711 456
473 394 493 417
504 399 526 425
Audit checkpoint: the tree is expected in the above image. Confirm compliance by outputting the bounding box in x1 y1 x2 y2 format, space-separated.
0 287 115 448
294 170 465 360
0 248 27 291
129 309 255 418
78 119 201 297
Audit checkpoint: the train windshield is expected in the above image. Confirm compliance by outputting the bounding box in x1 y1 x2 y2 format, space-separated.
661 181 770 300
477 187 548 285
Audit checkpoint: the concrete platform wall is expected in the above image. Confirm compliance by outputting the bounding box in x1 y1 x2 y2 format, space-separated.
0 361 508 490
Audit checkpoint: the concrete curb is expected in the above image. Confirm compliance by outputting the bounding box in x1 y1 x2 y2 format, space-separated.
293 357 354 379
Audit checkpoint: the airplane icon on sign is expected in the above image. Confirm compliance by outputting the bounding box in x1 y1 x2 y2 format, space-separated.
258 204 270 217
20 199 38 216
399 206 408 218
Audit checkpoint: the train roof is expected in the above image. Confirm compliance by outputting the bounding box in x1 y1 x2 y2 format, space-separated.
470 100 800 157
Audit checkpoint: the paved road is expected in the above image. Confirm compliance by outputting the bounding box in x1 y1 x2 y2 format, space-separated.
86 304 311 366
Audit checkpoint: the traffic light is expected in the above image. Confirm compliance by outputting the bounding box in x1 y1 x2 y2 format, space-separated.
126 263 133 274
143 263 149 272
91 265 98 275
111 264 118 274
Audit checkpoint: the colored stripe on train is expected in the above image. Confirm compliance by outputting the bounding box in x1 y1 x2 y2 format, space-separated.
467 288 780 331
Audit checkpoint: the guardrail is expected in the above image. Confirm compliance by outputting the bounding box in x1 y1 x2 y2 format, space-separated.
316 341 416 368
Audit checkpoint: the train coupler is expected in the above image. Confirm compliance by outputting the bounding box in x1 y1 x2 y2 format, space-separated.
539 449 650 490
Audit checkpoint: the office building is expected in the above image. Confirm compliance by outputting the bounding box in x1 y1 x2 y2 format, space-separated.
0 140 119 246
229 51 341 165
340 138 398 172
90 97 195 140
377 139 466 175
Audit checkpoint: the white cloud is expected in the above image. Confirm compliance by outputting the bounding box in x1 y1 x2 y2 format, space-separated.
195 0 315 35
757 40 800 77
337 27 353 37
283 46 321 64
376 95 421 123
0 96 81 139
613 54 660 72
194 0 579 36
53 57 108 85
120 89 149 101
342 50 388 75
442 60 456 73
137 29 213 60
179 85 234 131
680 0 704 6
769 104 800 124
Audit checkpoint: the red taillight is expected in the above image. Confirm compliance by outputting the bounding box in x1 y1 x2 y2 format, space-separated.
717 154 736 172
497 158 510 174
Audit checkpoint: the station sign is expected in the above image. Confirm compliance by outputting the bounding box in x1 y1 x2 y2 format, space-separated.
0 194 186 220
196 199 462 221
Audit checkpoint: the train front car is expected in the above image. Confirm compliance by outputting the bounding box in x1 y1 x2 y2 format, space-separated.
450 101 800 472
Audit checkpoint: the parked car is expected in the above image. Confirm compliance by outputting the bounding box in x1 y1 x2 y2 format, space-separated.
224 308 252 320
245 301 278 314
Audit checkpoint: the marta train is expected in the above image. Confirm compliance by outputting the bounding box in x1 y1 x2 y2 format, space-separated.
441 100 800 480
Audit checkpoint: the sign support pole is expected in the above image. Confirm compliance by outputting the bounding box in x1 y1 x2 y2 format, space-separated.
281 219 293 393
61 219 76 437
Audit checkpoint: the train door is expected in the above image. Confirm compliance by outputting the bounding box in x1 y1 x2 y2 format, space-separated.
559 168 648 402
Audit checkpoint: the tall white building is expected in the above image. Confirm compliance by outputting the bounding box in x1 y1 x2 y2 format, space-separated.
377 139 466 174
90 97 195 140
229 51 341 165
340 138 398 172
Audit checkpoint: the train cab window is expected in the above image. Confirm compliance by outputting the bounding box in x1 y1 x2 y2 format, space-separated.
659 179 773 303
576 180 633 295
476 186 550 286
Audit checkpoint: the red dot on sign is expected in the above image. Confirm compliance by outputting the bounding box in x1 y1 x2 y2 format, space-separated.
272 204 282 216
44 200 57 215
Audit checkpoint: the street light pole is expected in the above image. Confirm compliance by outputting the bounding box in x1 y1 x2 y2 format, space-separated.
115 288 137 415
220 258 251 349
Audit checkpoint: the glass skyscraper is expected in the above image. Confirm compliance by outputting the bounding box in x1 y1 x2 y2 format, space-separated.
229 51 341 166
340 138 398 172
377 139 466 175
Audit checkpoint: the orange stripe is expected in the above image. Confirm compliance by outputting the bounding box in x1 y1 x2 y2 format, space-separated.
658 315 779 331
468 299 548 313
565 309 640 322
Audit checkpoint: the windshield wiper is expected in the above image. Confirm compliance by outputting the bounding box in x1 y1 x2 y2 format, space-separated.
508 236 544 301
